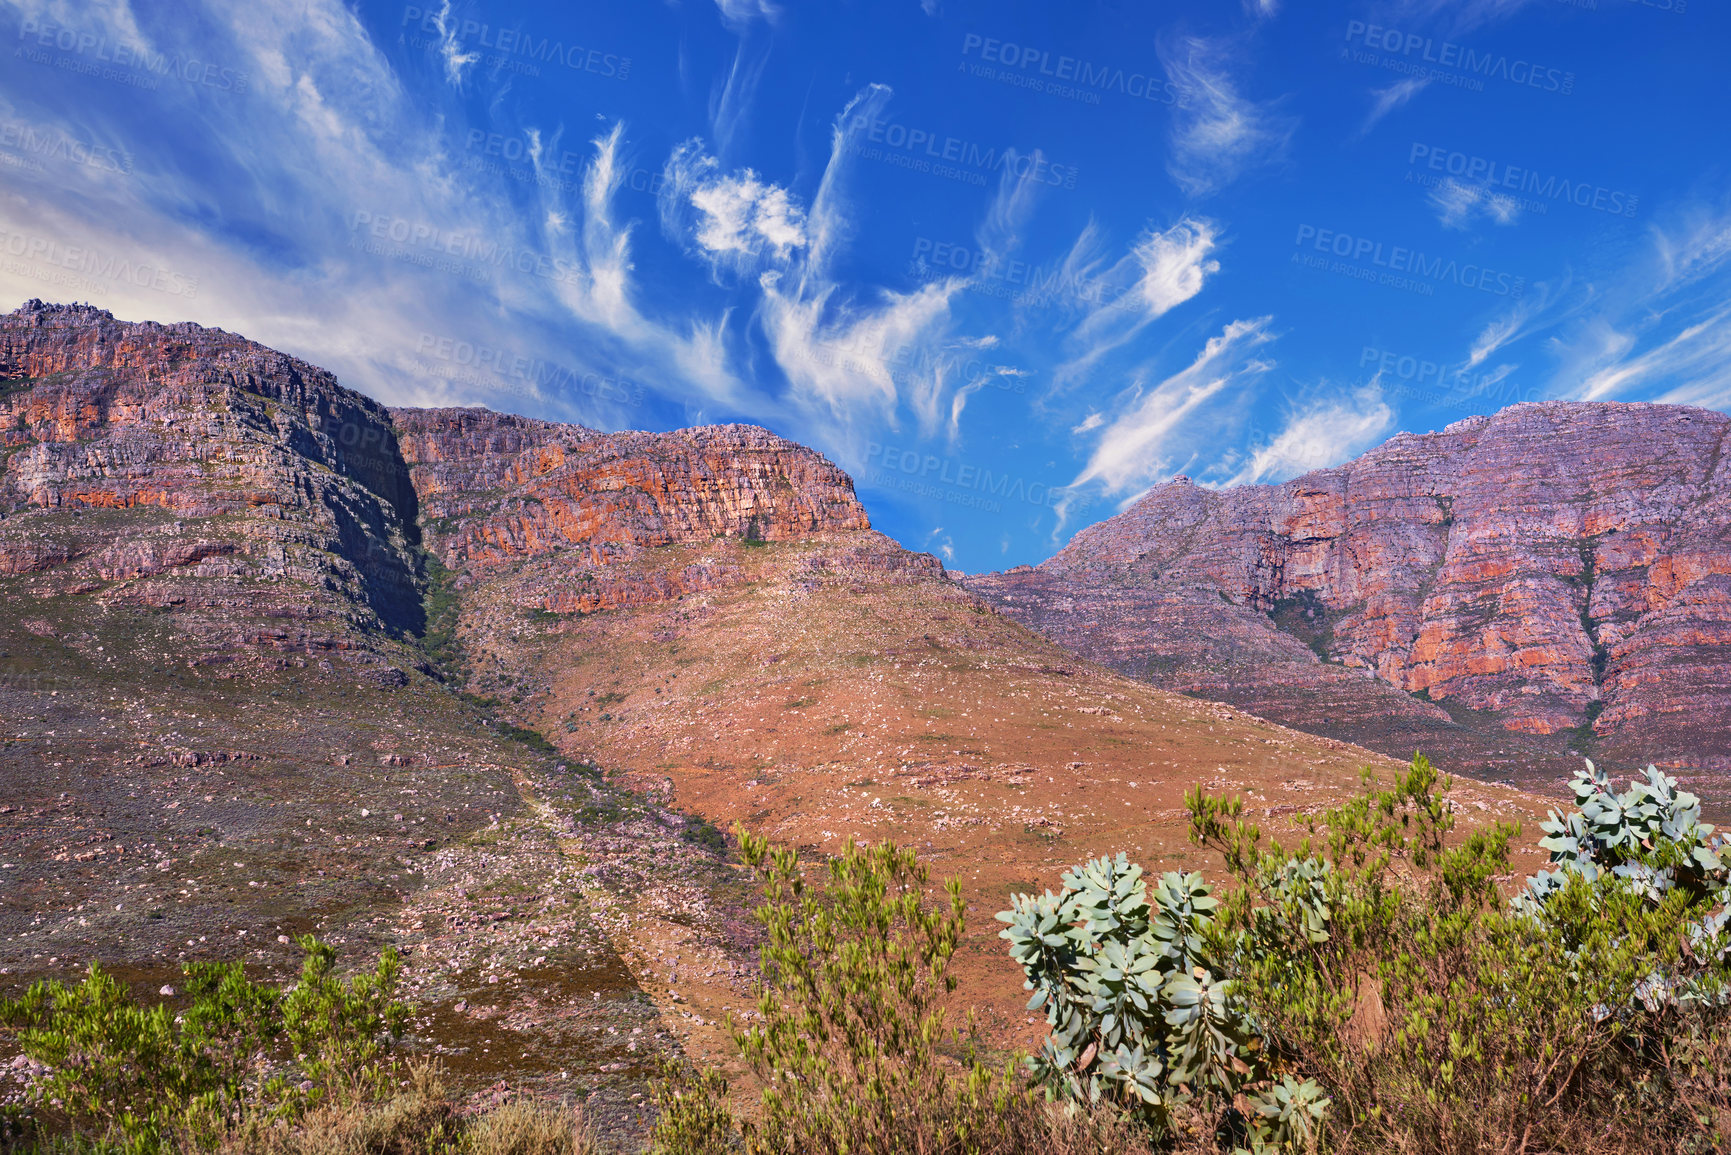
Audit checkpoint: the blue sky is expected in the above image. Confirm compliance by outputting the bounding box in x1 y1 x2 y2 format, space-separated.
1 0 1726 571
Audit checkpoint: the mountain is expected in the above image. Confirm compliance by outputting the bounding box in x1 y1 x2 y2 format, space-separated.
0 301 1544 1113
0 301 739 1125
966 403 1731 790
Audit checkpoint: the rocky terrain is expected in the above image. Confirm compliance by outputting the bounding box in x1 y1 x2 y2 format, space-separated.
391 406 870 616
393 408 1545 1067
0 301 1582 1131
967 404 1731 787
0 302 766 1136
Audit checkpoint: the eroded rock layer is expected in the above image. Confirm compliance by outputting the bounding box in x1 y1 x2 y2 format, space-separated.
968 403 1731 770
1 299 424 642
390 405 873 614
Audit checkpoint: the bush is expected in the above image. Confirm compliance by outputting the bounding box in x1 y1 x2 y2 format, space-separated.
996 856 1322 1149
679 816 728 853
647 831 1156 1155
646 1061 735 1155
998 754 1731 1153
729 830 1030 1154
0 938 409 1153
463 1097 595 1155
211 1063 592 1155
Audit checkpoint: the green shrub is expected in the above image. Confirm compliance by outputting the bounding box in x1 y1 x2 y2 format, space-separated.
647 830 1160 1155
680 816 728 853
493 722 557 757
995 856 1320 1148
0 938 409 1153
727 830 1030 1154
647 1061 736 1155
1002 754 1731 1152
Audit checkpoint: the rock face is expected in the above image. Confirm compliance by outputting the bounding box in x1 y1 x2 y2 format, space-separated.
968 403 1731 770
391 405 872 614
0 299 424 637
0 302 873 646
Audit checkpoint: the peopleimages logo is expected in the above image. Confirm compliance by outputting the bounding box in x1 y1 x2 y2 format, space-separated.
0 226 199 298
1359 346 1533 406
414 333 646 405
864 443 1066 511
958 33 1188 108
0 121 130 174
909 237 1105 307
1293 225 1525 298
1342 21 1574 95
854 119 1079 190
15 19 249 93
399 8 630 80
460 131 666 199
1407 144 1637 218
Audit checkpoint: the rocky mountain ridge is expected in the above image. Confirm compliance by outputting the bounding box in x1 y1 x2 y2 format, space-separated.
0 301 875 663
391 406 872 615
967 402 1731 773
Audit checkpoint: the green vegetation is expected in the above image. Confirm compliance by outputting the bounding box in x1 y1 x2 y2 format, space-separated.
651 755 1731 1154
493 719 558 756
1153 754 1729 1152
0 946 596 1155
648 831 1148 1155
10 746 1729 1154
418 554 465 679
679 813 728 852
1266 591 1336 663
0 939 407 1153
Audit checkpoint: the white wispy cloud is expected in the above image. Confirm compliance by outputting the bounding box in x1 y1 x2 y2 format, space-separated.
1069 317 1276 499
1578 307 1731 405
431 0 477 87
495 123 737 409
973 154 1044 271
1159 36 1294 198
660 140 807 279
1653 209 1731 293
714 0 779 30
709 43 769 156
1212 385 1393 488
1465 276 1577 369
1428 177 1521 230
1361 77 1429 135
0 0 763 428
1532 206 1731 409
1055 217 1221 388
730 86 969 438
926 527 956 563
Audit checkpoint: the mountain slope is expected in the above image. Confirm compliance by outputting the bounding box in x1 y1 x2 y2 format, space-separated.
397 406 1543 1057
0 302 1547 1098
0 303 739 1126
967 402 1731 784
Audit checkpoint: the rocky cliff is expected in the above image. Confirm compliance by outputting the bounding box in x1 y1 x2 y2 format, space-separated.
0 302 872 651
967 402 1731 772
0 299 424 646
390 405 873 616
